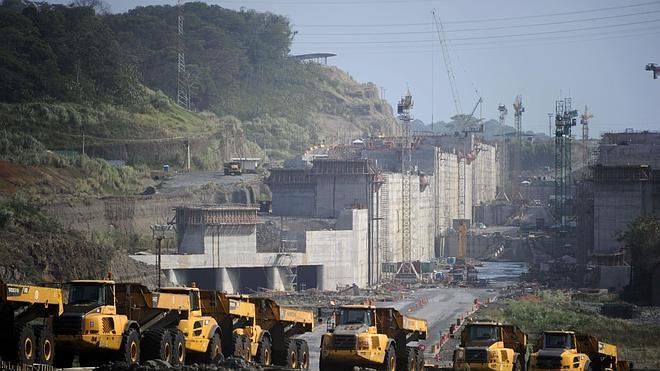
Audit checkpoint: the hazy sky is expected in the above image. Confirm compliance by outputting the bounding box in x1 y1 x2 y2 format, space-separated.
48 0 660 135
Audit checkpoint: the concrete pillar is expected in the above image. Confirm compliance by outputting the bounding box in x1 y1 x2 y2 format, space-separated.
266 267 286 291
317 265 325 291
215 268 240 293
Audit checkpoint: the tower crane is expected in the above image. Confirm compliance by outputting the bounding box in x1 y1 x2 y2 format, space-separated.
580 105 593 165
432 9 462 116
646 63 659 79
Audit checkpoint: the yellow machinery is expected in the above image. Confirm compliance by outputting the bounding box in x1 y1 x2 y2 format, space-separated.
246 296 314 369
0 281 63 365
529 331 631 371
453 320 528 371
223 161 242 176
53 280 219 367
320 304 427 371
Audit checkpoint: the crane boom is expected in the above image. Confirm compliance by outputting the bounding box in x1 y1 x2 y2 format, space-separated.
432 9 462 115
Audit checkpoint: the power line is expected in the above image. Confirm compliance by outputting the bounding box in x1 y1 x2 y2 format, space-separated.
291 1 660 26
293 18 660 44
297 9 660 36
293 25 660 52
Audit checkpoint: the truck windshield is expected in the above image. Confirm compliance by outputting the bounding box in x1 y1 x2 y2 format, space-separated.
469 325 500 341
68 283 114 305
339 309 373 326
544 333 573 349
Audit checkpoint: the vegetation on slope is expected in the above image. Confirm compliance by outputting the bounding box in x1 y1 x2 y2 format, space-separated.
618 217 660 305
480 291 660 368
0 1 397 161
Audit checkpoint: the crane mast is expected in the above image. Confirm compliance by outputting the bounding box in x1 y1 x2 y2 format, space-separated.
432 9 462 116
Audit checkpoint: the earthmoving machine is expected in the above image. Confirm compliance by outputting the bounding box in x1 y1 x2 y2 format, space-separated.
0 281 63 365
223 161 242 176
453 320 528 371
320 304 427 371
245 296 314 369
52 280 220 367
529 331 631 371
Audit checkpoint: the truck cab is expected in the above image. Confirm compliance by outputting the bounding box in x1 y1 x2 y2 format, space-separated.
529 331 625 371
223 161 242 175
454 320 527 371
53 280 139 366
321 305 427 371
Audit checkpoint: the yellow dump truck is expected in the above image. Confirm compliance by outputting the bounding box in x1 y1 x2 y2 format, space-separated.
320 304 427 371
529 331 631 371
223 161 242 176
453 320 528 371
0 281 64 365
53 280 220 367
246 296 314 369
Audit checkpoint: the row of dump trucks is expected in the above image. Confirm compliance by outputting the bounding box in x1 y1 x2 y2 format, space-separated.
453 320 632 371
0 279 313 368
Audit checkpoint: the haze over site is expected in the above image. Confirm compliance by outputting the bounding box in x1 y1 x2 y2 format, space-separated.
49 0 660 134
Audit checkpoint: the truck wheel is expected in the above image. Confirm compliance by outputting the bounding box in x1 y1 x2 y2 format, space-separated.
399 347 417 371
255 335 272 366
381 344 396 371
142 328 172 363
296 339 309 369
33 325 55 365
284 338 298 369
319 358 332 371
53 346 74 368
513 356 522 371
171 330 186 366
117 328 140 365
16 325 36 365
416 347 425 371
205 333 223 363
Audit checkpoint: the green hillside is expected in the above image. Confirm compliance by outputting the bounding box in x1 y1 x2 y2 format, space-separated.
0 1 397 162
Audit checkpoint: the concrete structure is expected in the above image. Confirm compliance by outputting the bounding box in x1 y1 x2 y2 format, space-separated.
131 206 369 293
577 131 660 290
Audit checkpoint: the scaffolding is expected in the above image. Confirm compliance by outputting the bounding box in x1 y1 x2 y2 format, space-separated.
554 98 577 240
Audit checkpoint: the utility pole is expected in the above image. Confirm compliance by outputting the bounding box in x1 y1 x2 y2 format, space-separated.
185 138 191 172
151 224 174 288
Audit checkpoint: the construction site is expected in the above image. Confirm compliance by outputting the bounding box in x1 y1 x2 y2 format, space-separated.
1 0 660 370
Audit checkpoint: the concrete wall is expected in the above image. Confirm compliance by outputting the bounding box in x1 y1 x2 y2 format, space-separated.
271 183 316 216
593 182 652 254
315 175 370 218
132 209 371 292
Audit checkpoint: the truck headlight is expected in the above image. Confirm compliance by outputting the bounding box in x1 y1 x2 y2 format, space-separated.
358 336 371 349
454 349 465 361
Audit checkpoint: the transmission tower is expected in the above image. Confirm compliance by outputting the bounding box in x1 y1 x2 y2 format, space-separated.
176 0 190 109
512 95 524 192
395 90 419 282
547 113 554 137
580 105 593 166
497 104 508 191
554 98 577 243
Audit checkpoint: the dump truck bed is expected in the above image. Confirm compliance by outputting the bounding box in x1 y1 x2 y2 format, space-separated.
376 307 427 339
247 297 314 332
0 282 63 316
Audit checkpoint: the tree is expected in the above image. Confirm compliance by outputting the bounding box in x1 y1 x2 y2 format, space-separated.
618 217 660 305
70 0 110 15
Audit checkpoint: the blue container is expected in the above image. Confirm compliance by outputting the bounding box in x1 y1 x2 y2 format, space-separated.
163 164 170 173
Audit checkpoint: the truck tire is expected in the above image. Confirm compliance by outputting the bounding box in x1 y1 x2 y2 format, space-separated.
255 335 272 366
296 339 309 369
116 328 140 365
381 344 396 371
171 329 186 366
284 338 298 369
33 325 55 365
205 333 223 363
142 328 172 363
416 347 425 371
53 346 74 368
232 333 249 360
399 347 417 371
16 325 36 365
